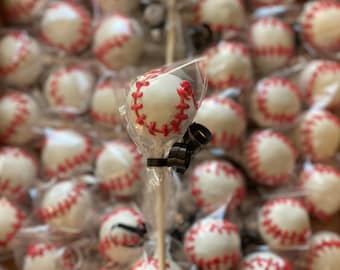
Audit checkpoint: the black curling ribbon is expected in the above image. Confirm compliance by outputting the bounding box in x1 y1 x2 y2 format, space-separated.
110 222 147 247
147 122 212 173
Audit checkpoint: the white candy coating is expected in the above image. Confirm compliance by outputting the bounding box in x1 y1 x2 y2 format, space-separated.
0 92 40 145
258 198 311 249
94 14 143 70
184 218 241 270
131 257 182 270
38 181 92 231
194 97 246 148
99 207 145 265
241 251 292 270
44 66 94 115
0 32 43 87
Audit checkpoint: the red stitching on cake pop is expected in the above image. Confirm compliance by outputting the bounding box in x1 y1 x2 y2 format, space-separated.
0 92 31 144
260 198 310 246
96 141 143 194
300 110 340 161
38 182 87 221
0 147 38 199
42 130 92 178
193 0 245 32
130 71 197 137
2 0 39 20
307 236 340 270
94 14 132 69
243 253 292 270
40 1 91 53
249 17 294 58
300 164 340 220
98 207 144 259
190 160 245 211
255 77 301 125
0 198 25 247
131 257 171 269
202 41 252 89
245 130 296 186
302 0 340 51
304 61 340 108
0 32 30 76
185 219 240 269
202 97 246 147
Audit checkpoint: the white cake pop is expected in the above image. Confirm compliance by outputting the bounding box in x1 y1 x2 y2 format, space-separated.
258 197 311 249
300 164 340 220
245 130 296 186
298 60 340 108
38 181 92 231
23 243 74 270
40 1 91 53
184 218 241 270
241 251 292 270
203 41 253 90
295 110 340 161
131 256 182 270
194 96 246 148
250 0 294 7
95 141 144 198
44 65 95 115
98 207 145 265
126 69 198 142
190 160 246 212
307 231 340 270
0 91 40 145
250 77 302 128
193 0 246 32
90 80 123 126
249 17 294 74
2 0 47 23
93 14 143 70
0 32 43 87
0 197 24 248
0 147 37 200
300 0 340 52
41 129 92 179
96 0 139 14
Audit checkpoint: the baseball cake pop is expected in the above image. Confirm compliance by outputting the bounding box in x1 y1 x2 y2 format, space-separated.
241 251 292 270
131 256 182 270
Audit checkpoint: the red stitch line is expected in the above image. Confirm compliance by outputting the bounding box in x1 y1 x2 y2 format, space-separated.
40 1 91 52
307 237 340 270
302 0 340 51
97 141 143 194
0 32 30 76
38 182 87 221
245 130 296 186
300 110 340 161
190 160 245 210
131 257 171 269
130 71 197 137
98 207 144 259
300 164 340 220
0 92 30 144
305 61 340 108
193 0 245 32
0 147 38 199
202 41 251 89
243 254 292 270
0 198 25 247
2 0 38 20
255 77 301 124
184 219 240 269
94 14 132 69
260 198 309 246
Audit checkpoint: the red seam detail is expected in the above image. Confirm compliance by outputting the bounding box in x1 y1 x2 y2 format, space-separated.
0 32 30 76
307 238 340 270
131 257 171 269
130 71 197 137
243 255 292 270
38 182 86 220
302 0 340 51
260 198 309 246
40 1 91 52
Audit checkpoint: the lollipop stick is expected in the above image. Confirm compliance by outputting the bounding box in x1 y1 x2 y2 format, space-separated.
156 0 177 269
